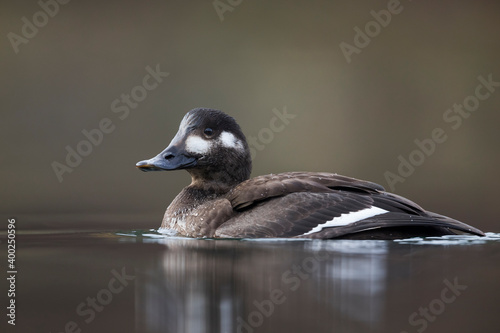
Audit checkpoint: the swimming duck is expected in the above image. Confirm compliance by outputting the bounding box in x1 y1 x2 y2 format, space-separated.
136 108 484 239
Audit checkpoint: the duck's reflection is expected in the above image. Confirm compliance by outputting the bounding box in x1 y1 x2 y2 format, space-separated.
135 238 389 333
309 241 388 325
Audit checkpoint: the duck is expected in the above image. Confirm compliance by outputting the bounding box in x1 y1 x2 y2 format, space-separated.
136 108 484 239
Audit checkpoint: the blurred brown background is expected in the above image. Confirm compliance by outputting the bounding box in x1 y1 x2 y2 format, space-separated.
1 0 499 231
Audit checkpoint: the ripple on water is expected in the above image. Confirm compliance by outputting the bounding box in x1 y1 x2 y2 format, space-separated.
114 230 500 246
394 232 500 245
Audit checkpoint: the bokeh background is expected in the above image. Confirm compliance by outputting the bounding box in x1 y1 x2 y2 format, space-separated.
1 0 499 231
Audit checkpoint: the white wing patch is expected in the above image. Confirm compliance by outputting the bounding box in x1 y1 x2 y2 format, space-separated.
301 206 388 236
185 135 211 154
219 131 244 151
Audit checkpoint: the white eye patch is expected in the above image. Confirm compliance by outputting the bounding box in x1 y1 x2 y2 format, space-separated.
185 135 212 154
219 131 244 151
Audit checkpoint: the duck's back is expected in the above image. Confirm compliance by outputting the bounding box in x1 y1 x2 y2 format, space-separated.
212 172 483 239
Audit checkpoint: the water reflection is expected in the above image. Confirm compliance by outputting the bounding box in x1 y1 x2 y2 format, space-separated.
308 241 388 325
135 237 390 333
9 230 500 332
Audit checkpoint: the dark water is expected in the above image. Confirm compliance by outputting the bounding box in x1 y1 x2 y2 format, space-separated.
2 230 500 333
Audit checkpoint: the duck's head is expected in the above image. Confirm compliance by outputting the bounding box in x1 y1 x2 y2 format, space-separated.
136 108 252 189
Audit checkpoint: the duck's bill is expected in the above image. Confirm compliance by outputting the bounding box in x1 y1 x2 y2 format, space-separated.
136 154 197 172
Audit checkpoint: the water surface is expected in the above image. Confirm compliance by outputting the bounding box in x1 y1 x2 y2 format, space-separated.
3 230 500 333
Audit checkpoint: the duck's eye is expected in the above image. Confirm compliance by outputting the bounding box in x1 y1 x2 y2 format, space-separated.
204 128 214 137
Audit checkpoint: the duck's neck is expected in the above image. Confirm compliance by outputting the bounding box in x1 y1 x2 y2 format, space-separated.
187 148 252 189
167 179 235 214
187 167 248 192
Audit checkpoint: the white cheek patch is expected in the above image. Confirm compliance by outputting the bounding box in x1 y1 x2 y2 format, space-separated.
301 206 388 236
219 131 244 151
185 135 212 154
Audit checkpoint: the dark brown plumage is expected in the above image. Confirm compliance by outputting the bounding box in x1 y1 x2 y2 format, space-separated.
136 108 484 239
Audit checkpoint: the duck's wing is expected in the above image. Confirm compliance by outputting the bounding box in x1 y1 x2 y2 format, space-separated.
217 172 484 239
227 172 386 209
